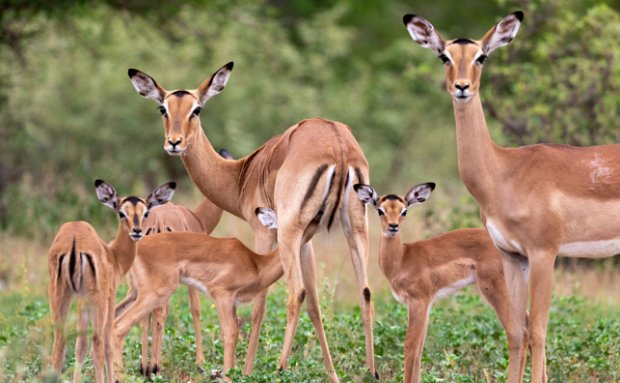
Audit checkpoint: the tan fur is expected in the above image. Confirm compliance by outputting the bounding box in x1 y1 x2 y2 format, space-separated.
115 197 224 377
113 232 284 377
48 182 172 383
129 65 376 381
362 188 526 383
404 11 620 382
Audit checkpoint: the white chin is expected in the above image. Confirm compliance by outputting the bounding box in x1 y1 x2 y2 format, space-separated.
165 149 184 156
453 94 473 102
130 235 143 242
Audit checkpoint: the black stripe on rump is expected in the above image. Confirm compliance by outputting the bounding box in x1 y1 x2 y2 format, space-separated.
57 254 66 283
300 164 328 211
84 253 96 280
68 238 77 292
327 172 344 230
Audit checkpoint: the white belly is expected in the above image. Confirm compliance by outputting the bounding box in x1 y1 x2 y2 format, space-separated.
486 219 524 254
434 274 476 301
558 238 620 259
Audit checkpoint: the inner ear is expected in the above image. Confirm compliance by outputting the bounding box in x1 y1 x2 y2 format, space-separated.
403 14 446 55
480 11 523 55
128 69 167 103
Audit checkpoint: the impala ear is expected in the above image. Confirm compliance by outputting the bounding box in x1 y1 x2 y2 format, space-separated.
218 148 233 160
146 182 176 209
196 62 234 105
95 179 119 210
403 14 446 55
128 69 167 103
255 207 277 229
405 182 436 207
353 184 378 208
480 11 523 55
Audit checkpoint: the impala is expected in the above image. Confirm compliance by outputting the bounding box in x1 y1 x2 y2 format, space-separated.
113 207 283 379
48 179 175 383
115 148 232 377
128 64 376 381
354 182 526 383
404 11 620 382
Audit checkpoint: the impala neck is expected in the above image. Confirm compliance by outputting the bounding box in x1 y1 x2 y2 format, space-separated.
109 226 138 277
192 197 224 233
453 94 498 203
378 233 405 280
181 124 244 218
254 249 284 289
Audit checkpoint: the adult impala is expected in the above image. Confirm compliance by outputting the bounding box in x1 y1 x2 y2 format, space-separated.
404 11 620 382
48 180 175 383
354 182 526 383
128 64 376 381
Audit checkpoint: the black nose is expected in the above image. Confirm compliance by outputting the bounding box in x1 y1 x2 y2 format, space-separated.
388 223 398 230
168 139 181 147
132 228 142 234
455 83 469 91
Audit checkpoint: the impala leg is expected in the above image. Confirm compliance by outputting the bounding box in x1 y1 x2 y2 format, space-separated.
214 295 239 373
92 297 109 383
404 299 430 383
188 287 205 366
243 289 268 375
299 242 339 383
139 314 151 376
150 304 169 376
501 251 529 382
478 270 524 383
342 193 376 377
73 299 89 383
104 291 116 383
277 234 303 372
528 252 555 383
244 231 274 375
115 275 137 318
50 285 72 374
114 293 167 376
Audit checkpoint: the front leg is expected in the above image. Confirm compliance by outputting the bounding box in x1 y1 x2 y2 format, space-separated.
404 299 431 383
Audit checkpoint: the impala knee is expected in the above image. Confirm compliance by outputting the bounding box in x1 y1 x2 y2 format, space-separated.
363 287 371 302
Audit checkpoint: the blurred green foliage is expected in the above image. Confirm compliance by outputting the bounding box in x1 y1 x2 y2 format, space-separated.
2 0 620 238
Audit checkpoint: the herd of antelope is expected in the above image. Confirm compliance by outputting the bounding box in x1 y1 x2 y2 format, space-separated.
46 11 620 383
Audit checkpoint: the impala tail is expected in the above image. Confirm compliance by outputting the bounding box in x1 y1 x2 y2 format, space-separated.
56 237 96 294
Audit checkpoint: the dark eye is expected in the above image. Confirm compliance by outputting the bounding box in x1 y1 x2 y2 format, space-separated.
158 106 167 116
192 107 202 117
476 54 487 65
438 54 451 65
378 209 385 216
401 210 407 217
144 211 149 219
118 211 126 219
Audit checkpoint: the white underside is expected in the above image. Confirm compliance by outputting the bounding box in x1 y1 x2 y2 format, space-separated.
180 277 209 295
558 238 620 259
434 274 476 301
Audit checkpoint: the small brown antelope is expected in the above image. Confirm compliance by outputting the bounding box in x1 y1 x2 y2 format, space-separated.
115 148 233 377
48 179 176 383
113 207 283 380
354 183 525 383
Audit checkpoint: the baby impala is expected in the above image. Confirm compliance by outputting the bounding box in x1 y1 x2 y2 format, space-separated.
354 183 526 383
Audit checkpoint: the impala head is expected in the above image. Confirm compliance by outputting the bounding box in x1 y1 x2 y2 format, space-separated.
354 182 435 237
403 11 523 102
95 179 176 241
128 62 233 156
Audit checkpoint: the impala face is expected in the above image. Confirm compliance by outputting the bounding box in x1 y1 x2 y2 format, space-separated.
403 11 523 102
128 63 233 156
354 183 435 237
95 179 176 241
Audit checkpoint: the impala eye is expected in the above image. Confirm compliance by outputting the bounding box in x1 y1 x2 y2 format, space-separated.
144 211 149 219
158 106 167 116
378 209 385 216
438 54 451 65
476 54 488 65
192 107 202 116
118 211 127 219
401 210 407 217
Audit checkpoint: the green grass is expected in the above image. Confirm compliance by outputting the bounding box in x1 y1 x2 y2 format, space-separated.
1 282 619 383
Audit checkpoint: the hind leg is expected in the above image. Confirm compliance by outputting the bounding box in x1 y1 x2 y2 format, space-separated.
73 299 90 383
50 284 72 374
341 174 376 377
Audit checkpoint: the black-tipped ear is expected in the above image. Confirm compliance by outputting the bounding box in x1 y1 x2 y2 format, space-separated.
513 11 524 22
95 179 118 210
128 68 167 103
196 62 234 105
354 183 379 207
403 14 446 55
146 182 176 208
403 14 415 25
480 11 523 55
405 182 436 207
225 61 234 70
